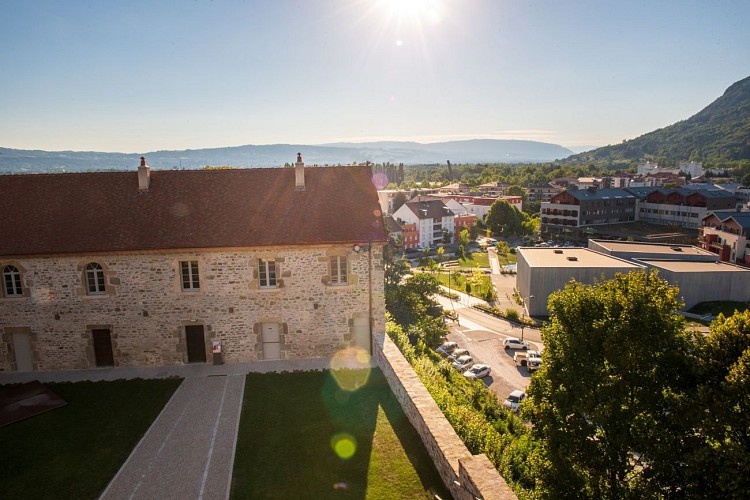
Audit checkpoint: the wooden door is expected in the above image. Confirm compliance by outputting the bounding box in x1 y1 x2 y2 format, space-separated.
185 325 206 363
92 329 114 367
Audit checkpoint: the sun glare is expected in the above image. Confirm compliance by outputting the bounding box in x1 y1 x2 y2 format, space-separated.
381 0 442 24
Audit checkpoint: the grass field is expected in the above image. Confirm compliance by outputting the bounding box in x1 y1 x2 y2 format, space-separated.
0 378 182 500
231 369 448 499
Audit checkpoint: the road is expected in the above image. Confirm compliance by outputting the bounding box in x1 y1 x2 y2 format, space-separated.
435 292 542 402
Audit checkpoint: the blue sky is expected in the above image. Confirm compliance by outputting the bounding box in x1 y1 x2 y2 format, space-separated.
1 0 748 153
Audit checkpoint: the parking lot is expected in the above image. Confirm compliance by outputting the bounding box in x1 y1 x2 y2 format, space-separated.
444 322 540 403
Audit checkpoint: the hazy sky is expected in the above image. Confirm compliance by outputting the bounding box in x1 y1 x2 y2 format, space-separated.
1 0 748 153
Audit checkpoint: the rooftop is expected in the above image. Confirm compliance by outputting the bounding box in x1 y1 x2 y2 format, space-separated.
518 247 642 269
591 240 716 258
0 164 387 256
638 260 750 273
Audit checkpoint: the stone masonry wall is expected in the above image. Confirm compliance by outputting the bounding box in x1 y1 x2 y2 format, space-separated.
375 335 516 500
0 244 385 372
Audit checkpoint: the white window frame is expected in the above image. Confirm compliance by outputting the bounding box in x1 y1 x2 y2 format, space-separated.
85 262 106 295
2 265 23 297
330 256 348 285
180 260 200 291
258 259 277 288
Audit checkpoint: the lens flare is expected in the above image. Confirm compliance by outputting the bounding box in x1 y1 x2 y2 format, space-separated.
371 171 389 189
330 347 372 391
331 433 357 460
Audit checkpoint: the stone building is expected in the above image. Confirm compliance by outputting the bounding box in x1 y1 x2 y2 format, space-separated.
0 155 387 372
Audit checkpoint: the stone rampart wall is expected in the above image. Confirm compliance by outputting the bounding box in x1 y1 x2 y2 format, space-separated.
374 335 516 500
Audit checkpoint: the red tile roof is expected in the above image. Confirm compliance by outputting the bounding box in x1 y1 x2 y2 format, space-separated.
0 165 387 256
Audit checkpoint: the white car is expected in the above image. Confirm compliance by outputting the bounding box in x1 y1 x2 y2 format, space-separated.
451 355 474 371
503 390 527 412
463 364 491 379
503 337 530 350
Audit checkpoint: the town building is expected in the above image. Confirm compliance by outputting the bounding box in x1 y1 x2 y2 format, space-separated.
0 155 387 372
699 210 750 265
627 187 736 229
392 199 455 249
527 182 564 202
516 247 642 316
540 188 637 233
517 240 750 316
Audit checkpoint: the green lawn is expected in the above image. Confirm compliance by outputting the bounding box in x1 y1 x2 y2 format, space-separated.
435 271 494 300
457 251 489 268
231 369 448 499
0 378 182 500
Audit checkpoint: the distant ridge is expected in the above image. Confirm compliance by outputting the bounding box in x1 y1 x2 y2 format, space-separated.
566 75 750 164
0 139 573 173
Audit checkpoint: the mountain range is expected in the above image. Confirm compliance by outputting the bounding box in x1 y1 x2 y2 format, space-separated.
566 75 750 164
0 139 573 173
2 75 748 173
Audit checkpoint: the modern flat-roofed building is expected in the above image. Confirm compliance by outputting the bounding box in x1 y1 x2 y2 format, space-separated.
588 240 718 263
634 260 750 310
516 247 643 316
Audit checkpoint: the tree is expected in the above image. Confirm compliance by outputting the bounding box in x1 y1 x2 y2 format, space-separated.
459 228 470 248
524 270 697 498
436 246 445 263
392 191 408 212
687 310 750 497
485 199 528 236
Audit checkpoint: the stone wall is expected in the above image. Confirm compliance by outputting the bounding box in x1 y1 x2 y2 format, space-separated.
375 335 516 500
0 244 385 372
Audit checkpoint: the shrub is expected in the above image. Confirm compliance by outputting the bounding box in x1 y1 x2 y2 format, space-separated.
505 308 520 322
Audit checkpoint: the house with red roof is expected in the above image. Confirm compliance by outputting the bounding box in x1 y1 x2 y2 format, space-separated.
0 154 387 372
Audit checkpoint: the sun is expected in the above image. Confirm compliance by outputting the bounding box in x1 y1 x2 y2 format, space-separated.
380 0 442 24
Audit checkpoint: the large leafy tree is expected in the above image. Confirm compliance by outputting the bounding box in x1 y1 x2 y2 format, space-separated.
485 199 529 236
687 310 750 497
524 270 698 498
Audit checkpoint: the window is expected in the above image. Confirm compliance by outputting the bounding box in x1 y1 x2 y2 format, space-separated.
85 263 106 294
330 256 348 285
180 261 200 291
2 265 22 297
258 259 277 288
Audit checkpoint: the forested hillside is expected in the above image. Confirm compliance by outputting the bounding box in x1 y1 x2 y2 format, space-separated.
567 75 750 164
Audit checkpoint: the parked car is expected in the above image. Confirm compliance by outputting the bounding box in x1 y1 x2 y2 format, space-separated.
451 355 474 371
447 348 470 361
527 357 542 372
513 351 529 366
463 364 491 379
503 337 530 350
435 341 458 357
503 390 527 412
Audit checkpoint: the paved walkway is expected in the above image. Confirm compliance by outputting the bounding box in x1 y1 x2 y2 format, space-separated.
0 357 355 500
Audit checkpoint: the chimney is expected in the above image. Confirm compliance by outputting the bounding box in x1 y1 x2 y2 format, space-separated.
138 156 150 191
295 152 305 191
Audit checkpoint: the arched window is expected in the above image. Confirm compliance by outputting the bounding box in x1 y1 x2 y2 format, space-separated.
85 263 106 295
2 265 23 297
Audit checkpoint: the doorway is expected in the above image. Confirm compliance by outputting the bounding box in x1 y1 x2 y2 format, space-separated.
185 325 207 363
92 329 114 367
261 323 281 360
12 331 33 371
